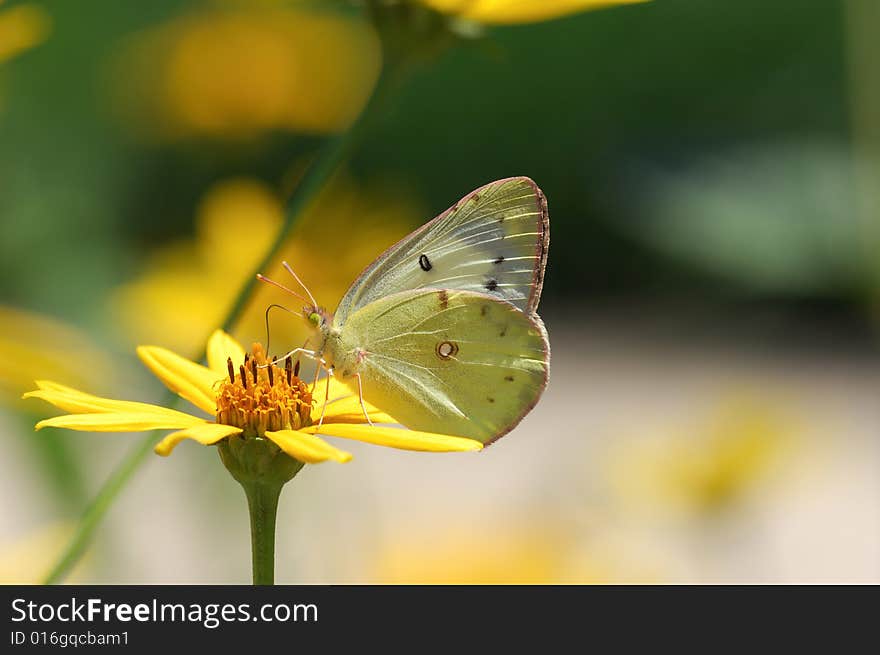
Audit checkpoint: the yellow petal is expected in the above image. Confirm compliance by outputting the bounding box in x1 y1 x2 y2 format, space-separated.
24 381 203 421
309 375 355 404
318 376 396 422
322 410 399 425
421 0 648 25
265 429 353 464
302 423 483 453
205 329 246 376
36 411 205 432
154 422 242 456
322 394 397 424
137 345 220 414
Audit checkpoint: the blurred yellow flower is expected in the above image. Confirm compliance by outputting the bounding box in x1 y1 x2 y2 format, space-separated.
0 305 111 406
420 0 649 25
0 1 49 65
25 330 482 465
0 523 85 584
108 5 381 140
111 176 421 355
608 396 798 518
374 526 570 583
371 522 664 583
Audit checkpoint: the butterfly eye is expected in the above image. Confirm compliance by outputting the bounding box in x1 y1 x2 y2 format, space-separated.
308 312 321 327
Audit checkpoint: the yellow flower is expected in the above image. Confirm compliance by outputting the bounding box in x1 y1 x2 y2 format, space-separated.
374 526 574 583
419 0 649 25
371 522 665 583
24 330 482 465
108 5 380 140
0 1 50 65
0 304 111 405
111 176 421 355
608 395 797 517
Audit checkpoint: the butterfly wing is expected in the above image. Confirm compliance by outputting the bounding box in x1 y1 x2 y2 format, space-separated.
332 177 549 326
328 288 550 444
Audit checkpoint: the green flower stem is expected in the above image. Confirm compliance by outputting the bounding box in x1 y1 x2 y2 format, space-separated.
217 436 304 584
242 481 283 585
41 67 399 586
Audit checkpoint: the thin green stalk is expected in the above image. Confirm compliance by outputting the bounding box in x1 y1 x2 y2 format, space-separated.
845 0 880 292
26 425 87 511
242 481 283 585
43 428 158 583
42 69 397 585
220 64 402 331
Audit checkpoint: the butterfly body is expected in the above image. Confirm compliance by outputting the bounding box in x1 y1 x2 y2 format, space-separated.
305 176 550 444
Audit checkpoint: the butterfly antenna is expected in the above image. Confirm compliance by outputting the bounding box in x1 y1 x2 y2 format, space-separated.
263 303 307 354
282 261 318 308
255 273 309 303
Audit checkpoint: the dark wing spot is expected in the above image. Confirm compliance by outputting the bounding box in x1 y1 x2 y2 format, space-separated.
438 289 449 309
504 375 514 382
480 305 488 317
471 193 481 202
499 326 507 337
493 256 505 265
485 279 498 292
419 254 432 271
487 397 495 403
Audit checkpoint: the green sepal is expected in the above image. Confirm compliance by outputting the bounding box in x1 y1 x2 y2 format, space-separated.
217 435 304 487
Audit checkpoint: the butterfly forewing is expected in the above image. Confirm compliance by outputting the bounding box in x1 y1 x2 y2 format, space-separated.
333 177 548 326
332 289 550 444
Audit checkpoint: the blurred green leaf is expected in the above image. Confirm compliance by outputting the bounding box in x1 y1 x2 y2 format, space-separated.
626 143 868 296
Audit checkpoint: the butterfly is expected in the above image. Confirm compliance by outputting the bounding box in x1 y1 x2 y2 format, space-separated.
259 176 550 445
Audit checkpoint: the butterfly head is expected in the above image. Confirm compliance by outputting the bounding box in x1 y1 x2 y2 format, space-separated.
304 305 331 332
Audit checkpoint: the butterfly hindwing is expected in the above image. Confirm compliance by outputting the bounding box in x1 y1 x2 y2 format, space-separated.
332 177 548 327
330 288 549 444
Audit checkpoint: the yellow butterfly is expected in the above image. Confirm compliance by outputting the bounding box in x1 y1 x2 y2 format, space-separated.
260 177 549 444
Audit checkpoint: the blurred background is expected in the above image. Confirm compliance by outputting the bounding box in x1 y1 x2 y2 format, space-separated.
1 0 878 583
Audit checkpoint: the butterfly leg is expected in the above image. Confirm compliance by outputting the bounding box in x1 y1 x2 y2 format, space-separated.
317 368 332 429
311 361 322 393
296 337 312 379
355 372 374 427
265 347 317 367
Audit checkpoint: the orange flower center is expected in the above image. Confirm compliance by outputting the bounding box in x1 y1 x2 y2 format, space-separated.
215 343 313 436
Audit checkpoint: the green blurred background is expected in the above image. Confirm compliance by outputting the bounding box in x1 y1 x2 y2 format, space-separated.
1 0 878 583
